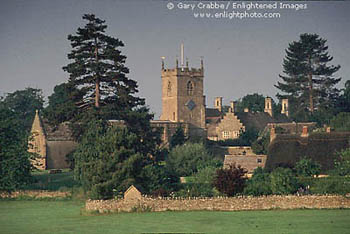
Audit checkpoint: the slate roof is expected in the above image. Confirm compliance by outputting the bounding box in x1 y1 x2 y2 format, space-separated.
235 112 290 131
42 120 74 141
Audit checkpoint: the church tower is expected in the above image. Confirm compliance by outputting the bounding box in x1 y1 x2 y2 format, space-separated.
160 45 206 129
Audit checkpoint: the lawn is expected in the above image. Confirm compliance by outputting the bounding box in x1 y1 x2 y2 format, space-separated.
1 201 350 234
21 170 78 191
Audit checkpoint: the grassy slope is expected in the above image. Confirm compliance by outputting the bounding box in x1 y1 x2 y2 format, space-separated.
1 201 350 234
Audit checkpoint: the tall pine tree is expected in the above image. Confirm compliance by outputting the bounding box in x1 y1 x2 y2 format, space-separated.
63 14 144 121
63 14 156 141
275 33 341 121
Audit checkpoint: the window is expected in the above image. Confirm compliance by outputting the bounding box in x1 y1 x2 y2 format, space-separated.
222 131 230 139
257 158 262 164
187 81 194 96
167 81 172 96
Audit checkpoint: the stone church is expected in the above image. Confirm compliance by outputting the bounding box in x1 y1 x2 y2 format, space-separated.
153 47 291 144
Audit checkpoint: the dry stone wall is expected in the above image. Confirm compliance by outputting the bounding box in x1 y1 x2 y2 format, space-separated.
0 190 71 198
85 195 350 213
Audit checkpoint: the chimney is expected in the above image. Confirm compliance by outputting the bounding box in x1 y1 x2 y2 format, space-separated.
214 97 223 112
301 126 309 137
270 126 276 142
229 101 235 113
281 99 289 117
264 97 273 117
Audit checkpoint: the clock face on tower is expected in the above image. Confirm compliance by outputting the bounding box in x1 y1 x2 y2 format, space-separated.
185 100 196 111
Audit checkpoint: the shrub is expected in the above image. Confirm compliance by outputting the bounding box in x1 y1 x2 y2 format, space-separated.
244 167 272 196
166 143 213 177
333 148 350 176
270 167 298 195
294 157 321 177
213 165 247 196
310 176 350 195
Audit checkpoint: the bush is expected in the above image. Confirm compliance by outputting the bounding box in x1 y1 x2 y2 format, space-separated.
213 165 247 196
166 143 213 177
310 176 350 195
333 148 350 176
294 157 321 177
74 120 161 199
270 167 298 195
244 167 272 196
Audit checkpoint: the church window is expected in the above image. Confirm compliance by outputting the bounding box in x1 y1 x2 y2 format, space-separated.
167 81 172 96
187 81 194 96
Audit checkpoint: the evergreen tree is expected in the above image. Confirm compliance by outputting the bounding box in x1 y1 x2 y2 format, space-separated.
169 127 187 149
63 14 144 123
275 33 341 121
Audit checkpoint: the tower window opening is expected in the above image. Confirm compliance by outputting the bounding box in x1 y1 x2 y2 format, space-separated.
167 81 172 96
187 81 194 96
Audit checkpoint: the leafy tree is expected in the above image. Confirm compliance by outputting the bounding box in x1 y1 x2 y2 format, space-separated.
294 157 321 177
0 106 33 191
169 127 187 149
1 88 44 132
270 167 298 195
140 164 179 195
43 82 80 126
166 143 213 177
333 148 350 176
251 133 270 155
235 93 265 113
275 33 341 121
330 112 350 132
213 164 247 196
244 167 272 196
74 120 161 199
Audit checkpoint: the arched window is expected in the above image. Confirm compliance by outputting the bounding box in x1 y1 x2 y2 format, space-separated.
167 81 172 96
187 81 194 96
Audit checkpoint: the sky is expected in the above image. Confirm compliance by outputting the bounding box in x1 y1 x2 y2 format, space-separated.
0 0 349 118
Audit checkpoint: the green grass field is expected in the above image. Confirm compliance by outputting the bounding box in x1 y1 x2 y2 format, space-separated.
1 201 350 234
21 170 78 191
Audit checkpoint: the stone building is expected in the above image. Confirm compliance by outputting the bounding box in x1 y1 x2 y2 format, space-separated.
28 110 77 170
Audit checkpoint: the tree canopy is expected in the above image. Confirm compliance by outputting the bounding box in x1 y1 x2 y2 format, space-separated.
43 82 80 126
235 93 265 113
0 106 33 191
1 88 44 132
63 14 144 117
275 33 341 122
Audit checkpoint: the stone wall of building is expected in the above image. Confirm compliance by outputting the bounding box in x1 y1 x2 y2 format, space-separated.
46 141 77 169
216 112 245 141
85 195 350 213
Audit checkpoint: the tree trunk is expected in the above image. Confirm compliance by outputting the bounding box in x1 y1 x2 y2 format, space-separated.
308 72 314 113
94 39 100 108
